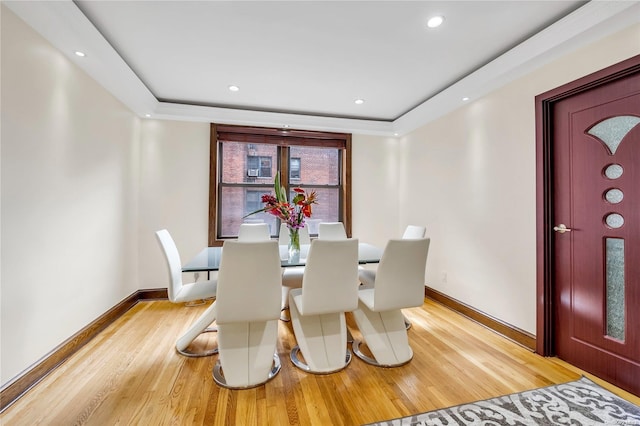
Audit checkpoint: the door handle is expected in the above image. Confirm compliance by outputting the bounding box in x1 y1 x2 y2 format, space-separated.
553 224 572 233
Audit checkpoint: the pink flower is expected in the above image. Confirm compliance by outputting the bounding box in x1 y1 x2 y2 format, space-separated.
244 173 318 230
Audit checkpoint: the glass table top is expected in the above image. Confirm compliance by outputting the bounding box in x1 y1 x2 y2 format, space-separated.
182 242 383 272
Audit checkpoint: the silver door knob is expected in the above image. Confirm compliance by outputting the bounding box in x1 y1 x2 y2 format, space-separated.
553 224 572 233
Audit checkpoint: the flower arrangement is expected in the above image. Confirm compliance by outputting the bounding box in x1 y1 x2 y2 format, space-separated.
244 173 317 257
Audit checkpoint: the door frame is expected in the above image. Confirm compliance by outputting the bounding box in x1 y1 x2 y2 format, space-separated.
535 54 640 356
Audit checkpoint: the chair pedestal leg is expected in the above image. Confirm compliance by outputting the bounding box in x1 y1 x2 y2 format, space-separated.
403 312 412 330
352 301 413 367
213 320 281 388
213 353 281 390
175 302 218 357
289 297 352 374
280 286 291 322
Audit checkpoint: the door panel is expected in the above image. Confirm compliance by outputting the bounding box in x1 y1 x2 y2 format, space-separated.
552 71 639 395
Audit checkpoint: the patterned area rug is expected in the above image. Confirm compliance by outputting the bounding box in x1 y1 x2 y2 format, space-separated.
366 377 640 425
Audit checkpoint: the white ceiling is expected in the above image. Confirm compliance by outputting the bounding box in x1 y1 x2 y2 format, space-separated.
5 1 640 135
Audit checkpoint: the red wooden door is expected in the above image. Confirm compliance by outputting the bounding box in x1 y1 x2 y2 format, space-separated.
552 70 639 395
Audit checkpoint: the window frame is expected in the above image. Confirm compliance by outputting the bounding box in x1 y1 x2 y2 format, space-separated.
209 124 352 246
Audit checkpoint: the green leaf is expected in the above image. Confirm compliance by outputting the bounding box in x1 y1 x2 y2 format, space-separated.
292 194 304 205
274 173 287 203
242 207 267 218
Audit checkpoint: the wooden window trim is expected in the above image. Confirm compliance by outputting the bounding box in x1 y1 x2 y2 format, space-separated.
209 123 352 246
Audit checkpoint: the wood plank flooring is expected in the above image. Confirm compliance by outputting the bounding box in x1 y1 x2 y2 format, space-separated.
2 299 638 425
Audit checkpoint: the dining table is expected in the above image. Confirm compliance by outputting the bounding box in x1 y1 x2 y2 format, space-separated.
182 242 384 273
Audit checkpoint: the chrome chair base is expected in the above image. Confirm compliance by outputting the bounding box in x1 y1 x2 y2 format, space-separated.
352 340 413 367
176 327 218 357
290 345 351 374
213 353 281 389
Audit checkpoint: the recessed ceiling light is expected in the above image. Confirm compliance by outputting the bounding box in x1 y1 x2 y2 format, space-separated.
462 97 470 101
228 85 240 92
427 16 444 28
145 114 151 118
283 124 290 128
74 51 86 57
354 99 365 105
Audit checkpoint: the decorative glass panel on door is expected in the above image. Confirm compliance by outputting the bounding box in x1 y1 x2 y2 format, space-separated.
605 238 625 341
587 116 640 154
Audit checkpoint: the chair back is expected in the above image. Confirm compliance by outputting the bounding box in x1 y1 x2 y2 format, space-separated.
155 229 183 302
216 240 282 324
317 222 347 240
402 225 426 239
300 239 359 315
238 223 271 242
278 223 311 245
373 238 430 311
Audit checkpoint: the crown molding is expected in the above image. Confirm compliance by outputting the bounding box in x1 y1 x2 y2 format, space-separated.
5 0 639 137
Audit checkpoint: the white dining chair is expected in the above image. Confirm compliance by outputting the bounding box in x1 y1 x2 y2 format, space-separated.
155 229 219 357
359 225 428 286
402 225 427 240
317 222 347 240
279 223 311 320
237 222 271 241
352 238 430 367
289 239 360 373
212 240 283 389
359 224 427 330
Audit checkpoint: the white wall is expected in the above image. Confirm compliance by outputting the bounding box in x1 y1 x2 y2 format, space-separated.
351 134 401 249
138 120 211 290
1 7 140 384
398 24 640 334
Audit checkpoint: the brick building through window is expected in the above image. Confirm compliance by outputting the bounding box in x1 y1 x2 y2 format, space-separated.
209 124 352 245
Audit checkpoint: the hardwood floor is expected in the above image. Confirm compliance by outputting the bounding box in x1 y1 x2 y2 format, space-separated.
2 299 638 425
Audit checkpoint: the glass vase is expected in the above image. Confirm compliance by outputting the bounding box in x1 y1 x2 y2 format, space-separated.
288 227 301 261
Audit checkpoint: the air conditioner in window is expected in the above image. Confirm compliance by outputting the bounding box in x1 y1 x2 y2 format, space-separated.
247 169 259 177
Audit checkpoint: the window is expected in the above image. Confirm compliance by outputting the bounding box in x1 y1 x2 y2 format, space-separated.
290 157 301 180
247 156 272 177
209 124 352 245
245 190 263 213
